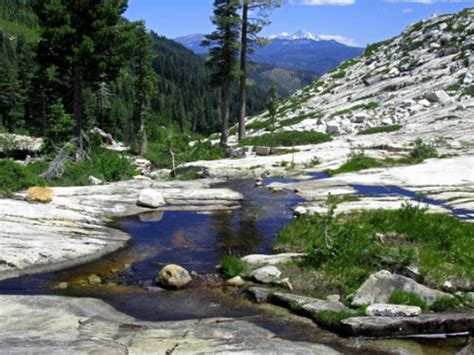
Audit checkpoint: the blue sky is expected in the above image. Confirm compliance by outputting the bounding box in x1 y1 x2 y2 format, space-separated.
125 0 474 47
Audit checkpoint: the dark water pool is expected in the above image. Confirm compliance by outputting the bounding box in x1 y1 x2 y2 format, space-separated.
0 176 470 353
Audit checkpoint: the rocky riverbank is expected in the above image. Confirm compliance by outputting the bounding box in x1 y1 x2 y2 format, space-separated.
0 178 242 282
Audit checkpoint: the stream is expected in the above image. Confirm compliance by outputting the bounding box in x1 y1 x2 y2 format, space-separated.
0 176 471 354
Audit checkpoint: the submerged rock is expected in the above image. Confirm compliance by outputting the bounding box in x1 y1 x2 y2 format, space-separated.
87 274 102 286
156 264 192 290
366 304 422 317
351 270 452 307
136 189 165 208
251 266 282 284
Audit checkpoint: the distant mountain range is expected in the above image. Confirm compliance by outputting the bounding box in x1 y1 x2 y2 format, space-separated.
175 30 364 74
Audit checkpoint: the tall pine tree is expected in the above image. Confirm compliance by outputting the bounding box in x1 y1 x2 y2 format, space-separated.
203 0 241 145
34 0 133 147
238 0 282 140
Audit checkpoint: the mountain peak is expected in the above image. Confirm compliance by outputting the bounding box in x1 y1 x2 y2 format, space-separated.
269 30 321 41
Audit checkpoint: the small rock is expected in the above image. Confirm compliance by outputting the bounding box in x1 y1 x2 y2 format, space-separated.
156 264 192 290
87 274 102 286
443 280 453 291
225 276 245 287
26 187 54 203
294 206 308 217
327 294 341 303
251 266 282 284
255 146 271 156
88 176 103 186
274 278 293 290
366 303 422 317
136 189 165 209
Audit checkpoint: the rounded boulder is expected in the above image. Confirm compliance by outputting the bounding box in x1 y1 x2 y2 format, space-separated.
156 264 192 290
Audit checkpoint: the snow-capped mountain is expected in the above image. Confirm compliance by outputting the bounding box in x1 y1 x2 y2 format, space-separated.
175 31 364 74
269 30 322 41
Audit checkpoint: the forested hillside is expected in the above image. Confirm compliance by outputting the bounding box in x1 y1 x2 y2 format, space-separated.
0 0 268 140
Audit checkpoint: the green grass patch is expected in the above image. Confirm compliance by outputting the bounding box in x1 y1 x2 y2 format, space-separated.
247 119 273 131
327 152 385 176
331 70 346 79
389 290 427 310
358 125 402 135
274 201 474 297
431 296 460 312
220 256 249 278
238 131 331 148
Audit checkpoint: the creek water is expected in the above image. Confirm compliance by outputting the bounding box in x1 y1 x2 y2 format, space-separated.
0 176 470 354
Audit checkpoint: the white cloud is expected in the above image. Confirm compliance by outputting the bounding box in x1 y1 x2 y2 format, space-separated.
318 34 359 46
402 8 414 12
297 0 356 5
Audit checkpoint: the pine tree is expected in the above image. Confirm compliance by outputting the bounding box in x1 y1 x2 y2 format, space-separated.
0 30 20 131
34 0 133 147
131 21 155 155
16 33 35 125
266 81 278 133
238 0 282 140
203 0 241 145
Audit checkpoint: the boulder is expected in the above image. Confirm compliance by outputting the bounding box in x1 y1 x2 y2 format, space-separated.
241 253 306 267
351 270 452 307
247 287 271 303
270 292 349 315
366 304 422 317
326 120 341 134
156 264 192 290
137 189 165 209
293 206 308 217
26 187 54 204
251 266 281 284
426 90 453 105
255 146 271 156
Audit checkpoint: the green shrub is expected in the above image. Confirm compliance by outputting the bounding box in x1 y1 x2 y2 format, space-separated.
358 125 402 135
220 256 249 278
53 148 137 186
406 138 438 163
0 159 46 196
389 290 427 310
238 131 331 147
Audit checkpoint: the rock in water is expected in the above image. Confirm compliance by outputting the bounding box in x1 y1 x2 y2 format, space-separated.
157 264 192 289
366 304 422 317
26 187 54 203
351 270 452 307
87 274 102 286
251 266 282 284
136 189 165 208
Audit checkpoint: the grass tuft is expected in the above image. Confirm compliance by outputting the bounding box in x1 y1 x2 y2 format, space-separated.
220 256 250 278
389 290 427 310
